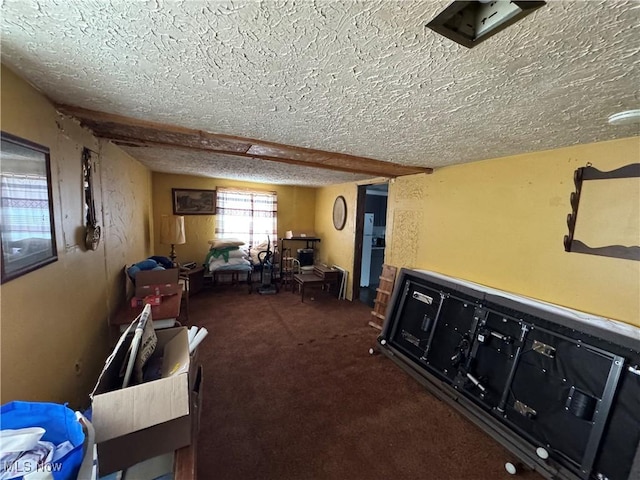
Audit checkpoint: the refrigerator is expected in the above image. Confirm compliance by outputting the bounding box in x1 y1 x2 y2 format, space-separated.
360 213 374 287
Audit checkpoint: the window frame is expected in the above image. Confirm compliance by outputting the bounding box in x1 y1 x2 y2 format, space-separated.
215 187 278 247
1 132 58 283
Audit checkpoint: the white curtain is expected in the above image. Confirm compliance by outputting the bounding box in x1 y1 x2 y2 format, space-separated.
215 188 277 247
1 173 52 242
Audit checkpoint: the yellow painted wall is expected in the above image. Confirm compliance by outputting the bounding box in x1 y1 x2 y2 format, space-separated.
313 183 359 300
386 137 640 326
151 173 316 264
0 65 153 407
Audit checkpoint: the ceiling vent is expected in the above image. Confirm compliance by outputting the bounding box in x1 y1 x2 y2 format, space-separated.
427 1 547 49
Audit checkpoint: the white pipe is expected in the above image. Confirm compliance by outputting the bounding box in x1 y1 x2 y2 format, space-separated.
189 327 208 354
187 326 199 344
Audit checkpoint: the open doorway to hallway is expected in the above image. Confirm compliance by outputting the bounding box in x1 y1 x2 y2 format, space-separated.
354 183 388 307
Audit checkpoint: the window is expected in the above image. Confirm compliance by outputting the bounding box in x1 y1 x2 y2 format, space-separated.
1 132 57 283
215 188 277 247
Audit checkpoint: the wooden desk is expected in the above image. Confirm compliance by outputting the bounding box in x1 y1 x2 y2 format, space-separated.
180 266 205 297
280 236 321 252
280 237 321 270
293 265 339 302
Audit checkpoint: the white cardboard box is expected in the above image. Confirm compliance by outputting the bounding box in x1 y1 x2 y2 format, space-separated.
91 325 194 474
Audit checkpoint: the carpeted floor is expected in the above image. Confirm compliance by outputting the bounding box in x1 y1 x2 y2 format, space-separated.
189 284 543 480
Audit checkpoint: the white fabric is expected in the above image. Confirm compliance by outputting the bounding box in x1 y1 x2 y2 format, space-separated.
209 257 251 269
207 238 245 249
226 248 248 259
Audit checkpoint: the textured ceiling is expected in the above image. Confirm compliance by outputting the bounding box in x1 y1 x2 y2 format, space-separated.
120 145 371 186
1 0 639 186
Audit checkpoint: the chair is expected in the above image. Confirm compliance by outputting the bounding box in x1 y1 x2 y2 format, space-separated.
280 254 301 291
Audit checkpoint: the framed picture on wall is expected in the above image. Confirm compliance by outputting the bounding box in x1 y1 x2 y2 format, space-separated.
1 131 58 283
172 188 216 215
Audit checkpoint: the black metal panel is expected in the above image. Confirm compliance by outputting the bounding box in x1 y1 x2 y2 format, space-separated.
466 311 523 409
377 269 640 480
504 330 615 470
388 280 444 362
594 368 640 480
482 289 640 353
421 296 477 383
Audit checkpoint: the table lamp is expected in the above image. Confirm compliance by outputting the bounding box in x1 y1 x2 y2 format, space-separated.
160 215 186 265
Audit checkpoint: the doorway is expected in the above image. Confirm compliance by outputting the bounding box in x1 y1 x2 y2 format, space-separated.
353 183 388 307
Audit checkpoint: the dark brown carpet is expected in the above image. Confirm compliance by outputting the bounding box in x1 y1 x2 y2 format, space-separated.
189 285 543 480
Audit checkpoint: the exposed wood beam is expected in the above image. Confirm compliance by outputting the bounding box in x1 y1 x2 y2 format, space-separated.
56 105 433 178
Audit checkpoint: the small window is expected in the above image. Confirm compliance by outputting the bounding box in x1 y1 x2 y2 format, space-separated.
215 188 277 247
1 132 58 282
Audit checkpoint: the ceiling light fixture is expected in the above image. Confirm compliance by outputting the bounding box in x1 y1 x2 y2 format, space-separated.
607 109 640 126
427 1 547 49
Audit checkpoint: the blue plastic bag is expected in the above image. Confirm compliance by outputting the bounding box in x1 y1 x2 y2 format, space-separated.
1 401 84 480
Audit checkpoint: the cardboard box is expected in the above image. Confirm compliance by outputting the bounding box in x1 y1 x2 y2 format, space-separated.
120 452 174 480
100 366 203 477
92 326 195 475
144 295 162 306
120 286 183 325
192 365 203 435
130 295 162 308
135 269 180 298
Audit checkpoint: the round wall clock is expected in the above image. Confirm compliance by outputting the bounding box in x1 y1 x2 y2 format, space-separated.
332 195 347 230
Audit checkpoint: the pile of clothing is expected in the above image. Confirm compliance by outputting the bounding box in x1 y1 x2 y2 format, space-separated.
126 256 174 283
0 402 87 480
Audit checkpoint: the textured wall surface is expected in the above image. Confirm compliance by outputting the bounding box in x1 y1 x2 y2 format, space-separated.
1 1 639 185
385 137 640 326
100 141 153 309
386 175 428 271
0 66 152 407
314 183 359 300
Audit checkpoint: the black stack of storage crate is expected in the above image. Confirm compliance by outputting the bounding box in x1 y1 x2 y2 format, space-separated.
297 248 314 267
378 269 640 480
